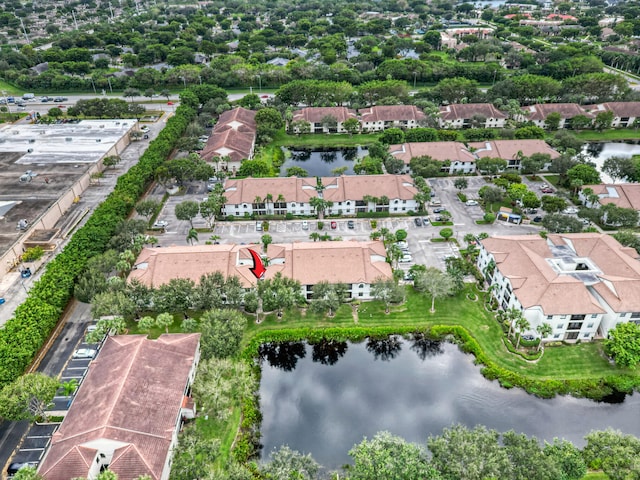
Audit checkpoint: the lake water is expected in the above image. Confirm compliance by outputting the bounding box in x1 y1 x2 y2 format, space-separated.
259 336 640 470
583 141 640 183
279 147 367 177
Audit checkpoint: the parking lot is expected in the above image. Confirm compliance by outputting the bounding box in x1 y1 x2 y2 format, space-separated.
141 175 543 278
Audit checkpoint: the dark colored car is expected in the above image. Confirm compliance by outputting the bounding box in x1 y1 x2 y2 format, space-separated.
20 267 31 278
7 462 38 477
541 188 554 194
414 217 423 227
533 216 543 223
433 207 444 213
347 220 355 229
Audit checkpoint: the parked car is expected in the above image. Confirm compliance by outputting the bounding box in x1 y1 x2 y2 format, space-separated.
465 200 479 206
20 267 31 278
521 334 535 341
541 188 554 194
533 216 543 223
433 207 445 213
256 221 263 231
347 220 355 229
153 220 168 228
72 348 97 359
414 217 423 227
0 298 5 305
423 217 430 225
563 207 579 214
526 208 538 214
302 220 309 230
399 255 413 263
395 241 408 249
7 461 38 477
330 221 337 229
435 216 443 222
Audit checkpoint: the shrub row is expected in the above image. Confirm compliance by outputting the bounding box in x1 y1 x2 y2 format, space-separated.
0 105 196 387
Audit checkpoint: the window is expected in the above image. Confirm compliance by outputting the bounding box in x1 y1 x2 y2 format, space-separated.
587 323 594 328
359 284 364 289
631 312 640 319
547 315 553 320
554 334 561 339
567 322 583 330
557 324 563 329
584 333 590 338
620 313 627 318
591 314 598 318
358 292 363 297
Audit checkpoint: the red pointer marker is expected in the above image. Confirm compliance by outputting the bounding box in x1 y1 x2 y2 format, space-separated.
248 248 266 279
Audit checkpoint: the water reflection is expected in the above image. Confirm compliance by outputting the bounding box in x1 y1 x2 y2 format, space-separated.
259 338 640 470
259 342 306 371
409 332 444 360
366 335 402 361
311 339 348 366
280 147 368 177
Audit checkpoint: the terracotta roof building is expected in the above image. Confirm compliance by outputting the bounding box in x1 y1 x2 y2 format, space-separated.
438 103 507 129
520 103 591 128
128 242 392 299
38 334 201 480
585 102 640 127
581 183 640 212
291 107 357 133
359 105 426 132
388 141 477 174
478 233 640 341
200 107 257 174
469 139 560 168
221 175 418 217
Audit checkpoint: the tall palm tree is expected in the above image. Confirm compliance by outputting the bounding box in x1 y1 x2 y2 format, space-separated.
536 322 553 352
186 228 198 245
515 316 531 349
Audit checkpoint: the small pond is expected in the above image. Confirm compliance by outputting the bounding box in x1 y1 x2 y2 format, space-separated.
259 336 640 470
279 147 367 177
583 141 640 183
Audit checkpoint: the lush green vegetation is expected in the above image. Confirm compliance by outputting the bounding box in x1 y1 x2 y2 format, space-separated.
0 100 195 388
272 130 380 148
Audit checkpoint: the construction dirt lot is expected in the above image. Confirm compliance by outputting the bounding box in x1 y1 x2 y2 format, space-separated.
0 151 92 262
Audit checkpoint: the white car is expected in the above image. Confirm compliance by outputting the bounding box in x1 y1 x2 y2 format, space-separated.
302 220 309 230
73 348 97 359
395 241 409 249
465 200 479 206
153 220 169 228
399 255 413 263
563 207 579 214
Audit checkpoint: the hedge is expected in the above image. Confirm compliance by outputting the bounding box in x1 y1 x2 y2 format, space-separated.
0 104 196 387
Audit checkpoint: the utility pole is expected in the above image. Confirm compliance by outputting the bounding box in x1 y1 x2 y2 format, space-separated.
17 16 30 44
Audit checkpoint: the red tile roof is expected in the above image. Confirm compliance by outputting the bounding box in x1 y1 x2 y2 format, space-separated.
469 140 560 160
359 105 426 123
292 107 357 123
128 241 393 288
200 107 256 163
439 103 507 121
38 334 200 480
524 103 591 121
388 141 476 164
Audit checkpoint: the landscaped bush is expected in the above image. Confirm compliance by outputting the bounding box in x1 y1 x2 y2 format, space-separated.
0 103 196 387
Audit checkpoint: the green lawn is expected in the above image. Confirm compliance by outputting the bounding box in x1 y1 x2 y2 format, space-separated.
242 287 639 382
573 129 640 141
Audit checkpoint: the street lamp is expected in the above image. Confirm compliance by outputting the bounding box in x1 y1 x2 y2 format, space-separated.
256 74 262 93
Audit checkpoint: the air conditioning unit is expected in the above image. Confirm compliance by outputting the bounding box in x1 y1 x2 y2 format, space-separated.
27 148 33 153
96 139 101 142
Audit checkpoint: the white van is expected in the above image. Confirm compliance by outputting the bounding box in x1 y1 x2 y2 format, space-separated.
22 93 35 100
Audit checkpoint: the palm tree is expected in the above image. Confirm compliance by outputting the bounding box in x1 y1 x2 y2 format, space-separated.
414 191 429 212
515 315 531 349
309 196 333 219
387 244 404 269
536 322 553 352
265 193 274 215
186 228 198 245
309 232 321 242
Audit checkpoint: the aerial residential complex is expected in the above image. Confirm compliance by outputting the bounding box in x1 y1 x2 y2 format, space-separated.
129 241 392 300
221 174 418 217
478 233 640 342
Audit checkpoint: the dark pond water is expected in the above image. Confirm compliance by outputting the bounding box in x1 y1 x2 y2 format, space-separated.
583 141 640 183
279 147 367 177
259 336 640 470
